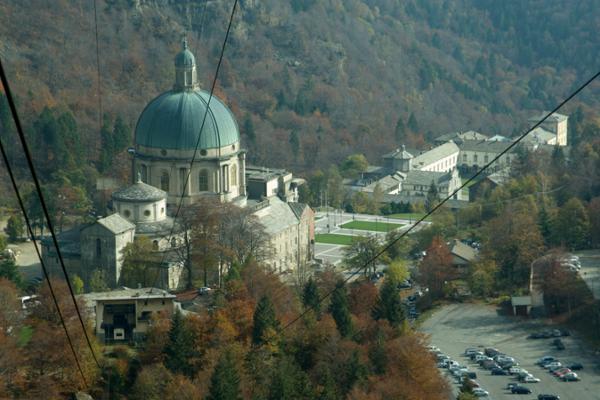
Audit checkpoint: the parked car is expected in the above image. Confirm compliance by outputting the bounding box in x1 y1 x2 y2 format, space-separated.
462 371 477 379
566 362 583 370
553 368 572 378
522 375 541 383
464 348 480 356
484 347 500 357
506 382 518 390
511 386 532 394
561 372 580 381
538 395 560 400
198 286 212 295
509 366 527 375
552 338 565 350
491 367 509 376
472 388 489 397
537 356 556 366
544 361 562 370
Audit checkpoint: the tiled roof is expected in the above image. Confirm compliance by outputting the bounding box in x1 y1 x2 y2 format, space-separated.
412 141 460 169
456 139 512 153
435 130 489 143
96 213 136 234
112 181 166 202
403 170 451 187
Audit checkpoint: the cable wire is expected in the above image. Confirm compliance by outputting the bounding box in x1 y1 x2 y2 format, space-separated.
0 58 101 369
279 69 600 333
0 103 88 387
145 0 239 294
92 0 103 136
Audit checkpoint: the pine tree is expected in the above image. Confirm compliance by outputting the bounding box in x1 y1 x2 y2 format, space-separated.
207 351 242 400
329 281 353 338
289 130 300 162
268 356 314 400
99 114 114 173
252 295 280 345
302 277 320 316
0 259 22 288
340 350 367 395
113 115 131 153
407 112 419 132
164 310 195 377
394 117 406 143
372 279 405 328
425 181 439 212
243 114 256 143
368 331 388 375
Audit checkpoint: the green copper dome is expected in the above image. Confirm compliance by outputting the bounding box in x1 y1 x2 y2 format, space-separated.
135 89 240 150
175 37 196 67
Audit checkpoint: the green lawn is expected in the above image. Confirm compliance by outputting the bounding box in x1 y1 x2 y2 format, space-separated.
340 220 403 232
315 233 355 245
388 213 431 221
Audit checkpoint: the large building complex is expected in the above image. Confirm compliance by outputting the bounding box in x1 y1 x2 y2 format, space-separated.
42 40 314 290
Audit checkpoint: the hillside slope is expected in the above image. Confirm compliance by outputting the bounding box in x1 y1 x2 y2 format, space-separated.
0 0 598 173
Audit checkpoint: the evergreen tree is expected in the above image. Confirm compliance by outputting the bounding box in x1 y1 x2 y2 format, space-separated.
243 113 256 143
207 350 242 400
164 310 195 377
394 117 406 143
318 370 340 400
538 204 552 244
407 112 419 132
551 198 590 250
368 331 388 375
89 269 109 292
225 262 241 283
340 350 367 395
302 277 321 317
425 181 439 212
4 214 24 242
113 115 131 153
0 259 22 288
289 130 300 162
268 356 314 400
252 295 280 345
372 279 406 328
329 281 353 338
99 114 114 173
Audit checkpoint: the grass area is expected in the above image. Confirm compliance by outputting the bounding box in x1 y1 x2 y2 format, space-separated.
315 233 355 245
340 220 403 232
388 213 431 221
18 326 33 346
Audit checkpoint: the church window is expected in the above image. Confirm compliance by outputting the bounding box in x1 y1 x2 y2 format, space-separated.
230 164 237 186
152 240 159 250
123 209 131 218
473 154 478 163
200 149 207 156
140 165 148 182
463 154 467 162
484 155 489 163
161 171 170 192
161 207 165 215
171 237 177 248
96 238 101 258
199 169 209 191
144 210 151 217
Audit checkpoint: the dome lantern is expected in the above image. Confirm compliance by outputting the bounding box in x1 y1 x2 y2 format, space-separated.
174 37 198 91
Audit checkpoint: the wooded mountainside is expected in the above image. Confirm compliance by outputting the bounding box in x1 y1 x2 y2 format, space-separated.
1 0 599 178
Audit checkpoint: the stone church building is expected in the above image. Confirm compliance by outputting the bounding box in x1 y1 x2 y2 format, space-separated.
42 40 314 290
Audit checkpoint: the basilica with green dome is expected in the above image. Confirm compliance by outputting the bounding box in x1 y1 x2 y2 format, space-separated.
133 38 246 206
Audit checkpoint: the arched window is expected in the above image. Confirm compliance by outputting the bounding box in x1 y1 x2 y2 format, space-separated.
140 165 148 182
152 240 159 251
171 237 177 248
160 171 170 192
198 169 209 191
230 164 237 186
96 238 101 258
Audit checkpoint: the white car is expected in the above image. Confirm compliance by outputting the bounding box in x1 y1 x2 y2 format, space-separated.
509 366 527 375
522 374 540 383
472 388 489 397
544 361 562 370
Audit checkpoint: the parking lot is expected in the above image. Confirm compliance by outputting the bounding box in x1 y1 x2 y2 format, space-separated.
421 303 600 399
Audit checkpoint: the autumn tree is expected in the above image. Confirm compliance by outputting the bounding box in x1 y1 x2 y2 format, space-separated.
344 235 385 277
120 237 160 287
417 236 455 299
340 154 369 179
551 197 590 250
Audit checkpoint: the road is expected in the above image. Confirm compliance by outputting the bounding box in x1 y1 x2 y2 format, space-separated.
421 303 600 400
7 240 42 281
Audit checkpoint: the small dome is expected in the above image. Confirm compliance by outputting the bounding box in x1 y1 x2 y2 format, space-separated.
112 180 167 203
174 37 196 67
135 89 240 150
